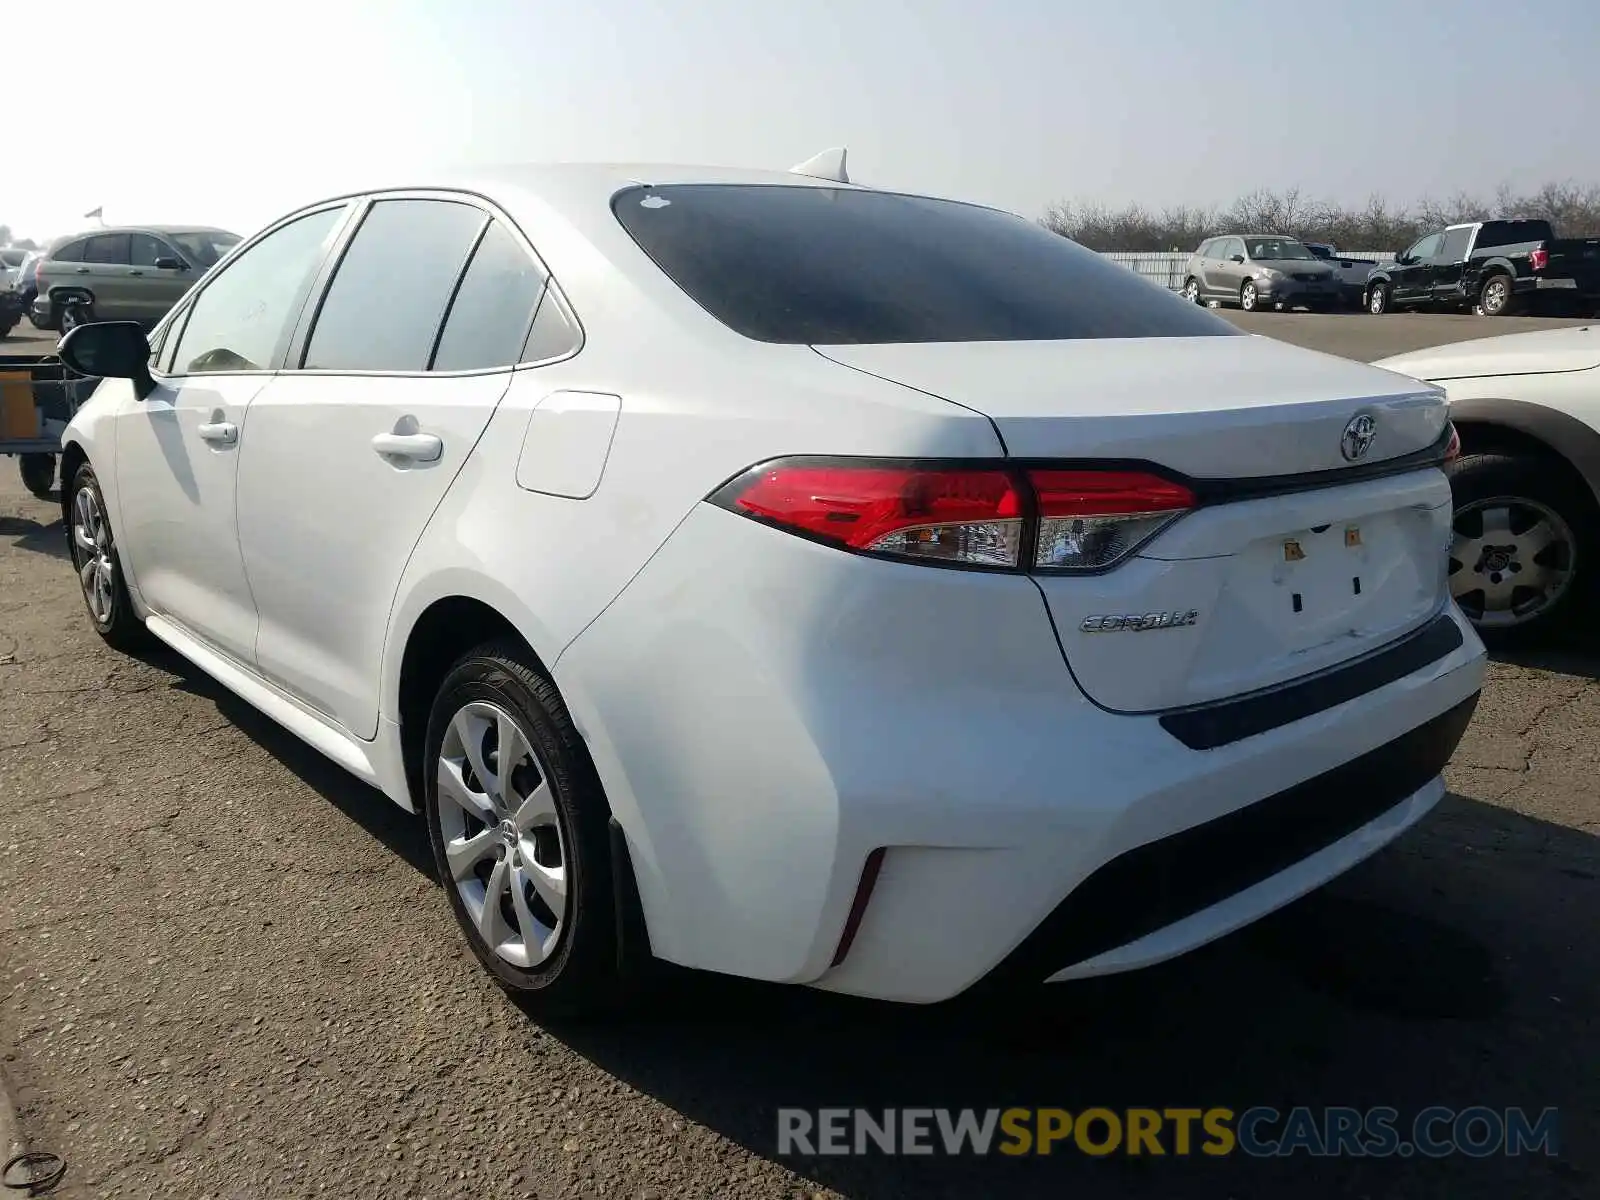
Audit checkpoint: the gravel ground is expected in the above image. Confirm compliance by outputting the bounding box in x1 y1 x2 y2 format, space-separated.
1 312 1597 1199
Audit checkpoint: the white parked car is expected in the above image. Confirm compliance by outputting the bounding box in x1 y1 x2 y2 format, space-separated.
1375 325 1600 645
55 156 1487 1014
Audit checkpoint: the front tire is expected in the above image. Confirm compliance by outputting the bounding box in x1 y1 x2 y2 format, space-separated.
19 453 55 498
65 462 147 651
1240 280 1260 312
1446 452 1594 647
1366 282 1390 314
423 642 622 1017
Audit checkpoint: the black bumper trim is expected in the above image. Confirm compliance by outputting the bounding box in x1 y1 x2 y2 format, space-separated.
976 692 1479 991
1159 613 1465 751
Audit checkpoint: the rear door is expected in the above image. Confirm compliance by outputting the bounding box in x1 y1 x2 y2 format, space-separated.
1430 225 1474 305
234 195 553 738
81 233 135 317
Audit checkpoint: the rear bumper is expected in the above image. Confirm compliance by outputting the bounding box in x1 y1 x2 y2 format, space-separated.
555 504 1487 1004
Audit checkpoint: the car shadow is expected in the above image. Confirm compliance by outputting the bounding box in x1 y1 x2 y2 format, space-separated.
1492 638 1600 682
126 641 436 880
538 796 1595 1198
0 509 69 561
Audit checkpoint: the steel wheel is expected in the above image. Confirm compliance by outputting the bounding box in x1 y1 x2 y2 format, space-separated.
1449 496 1576 629
71 484 117 625
436 700 568 969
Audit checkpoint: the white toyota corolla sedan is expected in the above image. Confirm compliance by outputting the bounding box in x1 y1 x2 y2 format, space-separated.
55 155 1487 1013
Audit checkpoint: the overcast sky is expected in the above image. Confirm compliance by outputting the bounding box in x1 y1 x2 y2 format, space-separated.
10 0 1599 243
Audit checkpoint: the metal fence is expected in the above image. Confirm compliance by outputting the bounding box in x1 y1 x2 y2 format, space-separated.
1100 250 1397 292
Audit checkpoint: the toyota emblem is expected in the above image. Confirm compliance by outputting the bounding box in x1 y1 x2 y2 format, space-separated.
1340 413 1377 462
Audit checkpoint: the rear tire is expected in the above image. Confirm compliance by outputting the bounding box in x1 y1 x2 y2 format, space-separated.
65 462 148 652
1366 282 1390 314
1445 452 1595 648
1477 273 1518 317
1181 277 1201 305
19 453 55 498
58 299 94 334
423 641 626 1018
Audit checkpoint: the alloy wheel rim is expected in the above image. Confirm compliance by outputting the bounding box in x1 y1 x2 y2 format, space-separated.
1242 284 1256 310
436 700 568 968
71 485 116 624
1183 280 1199 303
1369 288 1384 313
1449 496 1576 628
1485 280 1506 312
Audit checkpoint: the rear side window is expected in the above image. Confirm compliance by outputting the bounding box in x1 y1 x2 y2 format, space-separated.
51 240 90 263
1438 227 1473 262
430 220 549 372
303 199 485 372
83 234 131 265
612 184 1240 344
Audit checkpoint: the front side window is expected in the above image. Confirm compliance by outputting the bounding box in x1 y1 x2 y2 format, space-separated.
129 234 173 267
430 219 549 372
1221 238 1244 260
1408 233 1444 261
168 206 343 375
83 234 131 265
1245 238 1315 261
167 230 240 269
302 199 486 372
611 184 1240 344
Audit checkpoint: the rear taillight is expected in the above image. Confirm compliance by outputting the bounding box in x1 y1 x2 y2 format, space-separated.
1444 423 1461 462
709 459 1194 573
1030 469 1194 570
1530 247 1549 272
33 259 44 285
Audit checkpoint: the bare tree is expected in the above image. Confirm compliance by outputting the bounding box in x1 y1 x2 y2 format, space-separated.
1044 181 1600 251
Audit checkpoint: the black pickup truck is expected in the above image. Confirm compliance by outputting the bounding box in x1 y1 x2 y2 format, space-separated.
1363 218 1600 317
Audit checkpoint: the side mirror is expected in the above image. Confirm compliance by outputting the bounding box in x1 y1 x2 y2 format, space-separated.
1229 254 1245 264
153 256 188 271
59 320 155 400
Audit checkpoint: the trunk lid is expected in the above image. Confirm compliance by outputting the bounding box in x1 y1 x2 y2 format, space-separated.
816 335 1455 712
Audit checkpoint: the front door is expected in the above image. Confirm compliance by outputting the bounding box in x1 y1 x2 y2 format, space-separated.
129 233 194 326
235 197 546 738
1391 231 1442 304
112 203 351 662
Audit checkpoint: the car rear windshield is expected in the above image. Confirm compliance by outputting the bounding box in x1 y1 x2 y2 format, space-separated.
167 230 241 268
610 184 1240 344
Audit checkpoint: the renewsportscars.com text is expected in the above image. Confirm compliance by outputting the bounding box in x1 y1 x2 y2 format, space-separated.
776 1106 1561 1158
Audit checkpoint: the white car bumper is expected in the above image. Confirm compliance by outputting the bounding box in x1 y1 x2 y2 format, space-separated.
555 504 1487 1004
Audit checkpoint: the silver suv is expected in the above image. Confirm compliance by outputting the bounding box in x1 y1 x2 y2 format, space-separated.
32 225 240 331
1180 234 1340 312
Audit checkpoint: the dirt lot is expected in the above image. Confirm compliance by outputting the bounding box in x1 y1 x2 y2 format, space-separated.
1 313 1596 1199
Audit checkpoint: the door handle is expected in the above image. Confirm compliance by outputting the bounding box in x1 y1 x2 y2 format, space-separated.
371 431 443 462
129 269 145 276
75 267 91 274
197 420 238 445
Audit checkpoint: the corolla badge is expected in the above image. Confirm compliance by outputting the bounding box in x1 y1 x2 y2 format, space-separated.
1340 413 1378 462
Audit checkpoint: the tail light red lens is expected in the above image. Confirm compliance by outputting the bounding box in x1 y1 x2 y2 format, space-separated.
1529 247 1549 272
1443 423 1461 462
710 459 1194 572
